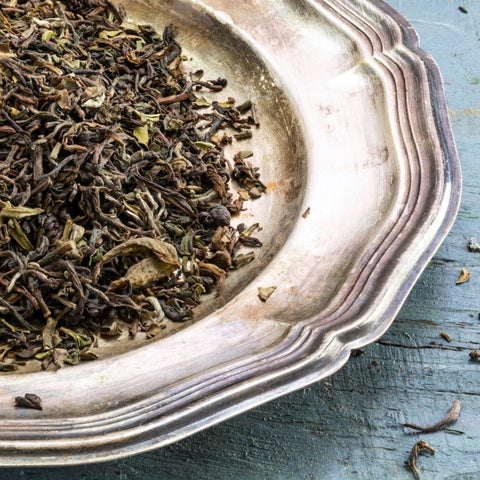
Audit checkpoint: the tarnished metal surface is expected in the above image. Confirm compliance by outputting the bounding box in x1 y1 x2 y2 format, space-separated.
0 0 460 465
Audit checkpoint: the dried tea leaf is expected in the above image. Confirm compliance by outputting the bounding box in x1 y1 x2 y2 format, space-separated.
456 267 471 284
403 399 461 433
194 141 216 150
0 42 14 57
62 219 85 243
111 256 176 289
59 327 92 348
101 237 179 263
57 88 71 110
233 252 255 269
468 237 480 252
211 226 232 251
199 262 226 290
470 349 480 360
93 237 179 281
0 363 17 371
100 321 122 337
192 96 210 108
99 29 123 39
145 324 165 339
14 393 42 410
440 331 452 343
50 142 62 160
133 125 150 146
41 30 57 42
405 440 435 477
0 201 43 219
79 350 98 361
302 207 311 219
258 286 276 302
42 316 57 351
8 219 34 251
237 188 250 201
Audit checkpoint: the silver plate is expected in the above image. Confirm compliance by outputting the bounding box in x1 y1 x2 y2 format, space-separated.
0 0 460 465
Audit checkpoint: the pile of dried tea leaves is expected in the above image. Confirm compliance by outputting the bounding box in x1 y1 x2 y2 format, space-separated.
0 0 264 370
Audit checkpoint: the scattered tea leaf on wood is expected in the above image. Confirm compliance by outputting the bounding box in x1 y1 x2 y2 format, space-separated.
0 0 264 370
468 237 480 252
350 349 366 357
14 393 42 411
439 331 452 343
405 440 435 480
469 349 480 360
402 399 461 433
456 268 471 284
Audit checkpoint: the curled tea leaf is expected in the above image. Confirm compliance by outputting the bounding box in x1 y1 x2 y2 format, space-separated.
0 201 43 219
93 237 179 282
14 393 42 410
405 440 435 478
8 219 34 251
59 327 92 348
110 256 176 290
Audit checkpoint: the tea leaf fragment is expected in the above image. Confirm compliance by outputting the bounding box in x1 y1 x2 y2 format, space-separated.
133 125 150 146
258 286 277 302
456 267 471 284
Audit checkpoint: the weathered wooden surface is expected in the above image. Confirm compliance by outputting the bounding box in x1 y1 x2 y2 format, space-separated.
3 1 480 478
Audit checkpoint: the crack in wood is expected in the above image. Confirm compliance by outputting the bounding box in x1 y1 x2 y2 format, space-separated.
375 340 465 351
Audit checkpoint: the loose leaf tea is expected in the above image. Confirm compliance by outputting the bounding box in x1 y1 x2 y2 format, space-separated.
0 0 265 370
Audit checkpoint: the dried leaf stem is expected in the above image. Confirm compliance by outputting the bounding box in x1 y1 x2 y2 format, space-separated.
402 399 461 433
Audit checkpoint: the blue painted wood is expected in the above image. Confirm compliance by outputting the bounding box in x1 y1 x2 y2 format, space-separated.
2 1 479 478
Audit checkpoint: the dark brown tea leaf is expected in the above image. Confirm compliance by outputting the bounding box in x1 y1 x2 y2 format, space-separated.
14 393 43 411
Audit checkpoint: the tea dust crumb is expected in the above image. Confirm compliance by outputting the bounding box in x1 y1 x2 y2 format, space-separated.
302 207 311 219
